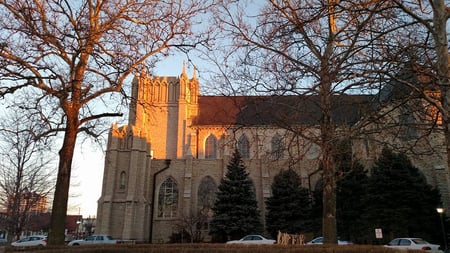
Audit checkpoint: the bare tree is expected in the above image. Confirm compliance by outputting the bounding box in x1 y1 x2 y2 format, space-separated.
173 212 208 243
0 111 55 241
208 0 396 244
0 0 215 245
387 0 450 188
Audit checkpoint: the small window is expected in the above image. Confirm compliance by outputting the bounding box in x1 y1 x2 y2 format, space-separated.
271 135 284 160
119 171 126 190
238 134 250 159
399 108 417 140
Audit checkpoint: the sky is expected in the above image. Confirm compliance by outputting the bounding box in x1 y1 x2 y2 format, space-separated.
69 55 192 217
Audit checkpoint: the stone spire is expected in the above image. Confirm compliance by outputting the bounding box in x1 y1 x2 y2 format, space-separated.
193 66 198 81
141 66 146 77
181 61 187 78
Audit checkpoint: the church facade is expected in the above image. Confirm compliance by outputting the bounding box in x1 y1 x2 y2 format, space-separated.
96 65 449 243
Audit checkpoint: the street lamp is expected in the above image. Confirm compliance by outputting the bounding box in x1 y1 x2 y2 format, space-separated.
76 219 81 239
437 207 448 253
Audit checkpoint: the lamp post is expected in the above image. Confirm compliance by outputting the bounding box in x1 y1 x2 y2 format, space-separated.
76 220 81 239
437 207 448 252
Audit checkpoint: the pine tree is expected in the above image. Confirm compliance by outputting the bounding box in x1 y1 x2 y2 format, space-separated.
336 162 369 242
363 148 442 242
209 149 263 242
266 168 312 238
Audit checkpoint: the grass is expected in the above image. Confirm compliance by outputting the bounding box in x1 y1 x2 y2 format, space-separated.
3 243 425 253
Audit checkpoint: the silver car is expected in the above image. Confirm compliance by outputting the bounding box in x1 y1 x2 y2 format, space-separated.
11 235 47 247
307 236 353 245
385 238 442 253
226 235 276 245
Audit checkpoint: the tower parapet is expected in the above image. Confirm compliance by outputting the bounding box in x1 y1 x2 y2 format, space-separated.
128 64 199 159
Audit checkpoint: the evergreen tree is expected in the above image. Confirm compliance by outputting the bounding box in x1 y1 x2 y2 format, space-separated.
209 149 262 242
363 148 442 242
336 162 369 242
310 180 323 235
266 169 312 238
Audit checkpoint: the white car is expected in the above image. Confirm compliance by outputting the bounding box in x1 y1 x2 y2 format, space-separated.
385 238 443 252
68 234 117 246
11 235 47 247
306 236 353 245
226 234 276 245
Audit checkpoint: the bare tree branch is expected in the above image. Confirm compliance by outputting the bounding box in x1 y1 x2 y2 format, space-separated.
0 0 217 245
0 110 55 241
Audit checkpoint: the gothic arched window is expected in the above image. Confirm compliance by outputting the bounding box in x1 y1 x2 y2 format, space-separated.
197 176 217 214
271 134 284 160
157 177 178 218
119 171 126 190
205 134 217 159
197 176 217 229
238 134 250 159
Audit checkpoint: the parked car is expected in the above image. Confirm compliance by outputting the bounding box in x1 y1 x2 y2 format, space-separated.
385 238 442 252
11 235 47 247
68 234 118 246
306 236 353 245
226 234 276 245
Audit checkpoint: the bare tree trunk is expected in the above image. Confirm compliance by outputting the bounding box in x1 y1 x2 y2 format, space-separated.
321 137 338 243
322 144 337 244
320 78 337 244
321 1 338 243
432 0 450 184
48 114 78 245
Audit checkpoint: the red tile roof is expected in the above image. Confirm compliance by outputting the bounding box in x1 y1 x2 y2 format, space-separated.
194 95 375 127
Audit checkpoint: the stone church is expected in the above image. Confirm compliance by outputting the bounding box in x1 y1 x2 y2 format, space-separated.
96 64 449 243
